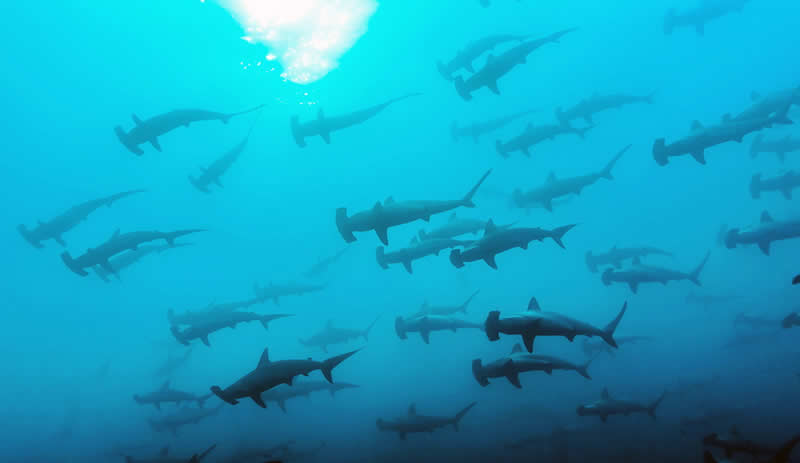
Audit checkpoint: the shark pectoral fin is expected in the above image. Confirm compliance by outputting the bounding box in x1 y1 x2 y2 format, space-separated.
214 178 223 188
375 227 389 246
420 329 430 344
422 215 430 222
522 333 535 352
544 368 553 375
464 62 475 73
757 241 771 255
543 199 552 212
132 114 142 125
520 243 528 250
629 282 638 293
100 260 115 274
522 147 531 157
690 150 705 164
320 131 331 144
487 81 500 95
200 335 210 347
506 371 522 388
251 394 266 408
278 400 287 412
402 260 413 274
54 236 66 247
149 137 162 152
483 254 498 269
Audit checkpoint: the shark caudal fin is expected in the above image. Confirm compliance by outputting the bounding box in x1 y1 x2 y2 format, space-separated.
663 9 676 35
453 76 472 101
549 224 577 248
17 224 43 249
577 356 594 379
471 359 490 386
688 252 711 286
375 247 388 269
394 316 408 340
750 173 762 199
750 133 763 158
652 138 668 166
320 349 361 383
647 391 667 419
209 386 238 405
600 144 631 180
164 229 206 246
601 301 627 348
460 290 480 313
449 249 465 268
363 315 381 340
462 169 493 207
60 252 88 276
451 402 477 431
114 126 145 156
485 311 501 341
437 61 453 81
585 251 598 272
335 208 356 243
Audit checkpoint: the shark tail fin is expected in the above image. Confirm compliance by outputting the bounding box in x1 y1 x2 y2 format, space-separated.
320 349 361 383
335 208 356 243
17 224 43 249
585 251 598 273
601 301 627 348
363 315 381 340
601 144 631 180
375 246 388 269
771 434 800 463
663 8 676 35
485 311 500 341
750 133 763 158
653 138 668 166
577 356 594 379
452 402 477 431
750 173 762 199
689 251 711 286
471 359 489 386
462 169 493 207
549 224 577 249
460 290 480 313
648 391 667 419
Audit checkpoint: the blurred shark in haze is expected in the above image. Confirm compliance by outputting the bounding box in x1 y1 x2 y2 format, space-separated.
148 406 223 436
17 189 145 248
290 94 421 147
336 169 492 245
703 433 800 463
395 314 483 344
437 33 529 81
576 388 666 423
555 93 654 125
210 347 360 407
653 108 792 166
376 402 477 440
724 210 800 255
581 335 652 358
125 444 217 463
663 0 750 36
750 133 800 162
472 343 593 388
303 247 351 279
258 380 359 412
115 105 264 155
154 348 192 378
601 252 710 294
495 121 591 158
453 28 576 100
418 213 510 241
93 242 191 282
61 228 205 277
410 290 480 318
450 109 537 143
585 245 672 273
299 316 380 352
511 144 628 211
376 236 472 274
167 298 262 326
450 220 576 269
253 281 326 305
750 171 800 200
133 380 212 410
188 116 259 193
685 291 739 308
737 86 800 121
170 312 291 347
485 296 627 353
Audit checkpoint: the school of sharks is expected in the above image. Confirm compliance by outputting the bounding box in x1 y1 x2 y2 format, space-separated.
5 0 800 462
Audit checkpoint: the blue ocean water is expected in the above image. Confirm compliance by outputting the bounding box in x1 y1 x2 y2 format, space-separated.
1 0 799 461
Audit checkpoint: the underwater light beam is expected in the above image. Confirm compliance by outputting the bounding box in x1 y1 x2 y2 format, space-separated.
219 0 378 84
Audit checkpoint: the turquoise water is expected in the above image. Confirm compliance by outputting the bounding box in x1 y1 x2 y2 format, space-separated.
2 1 799 461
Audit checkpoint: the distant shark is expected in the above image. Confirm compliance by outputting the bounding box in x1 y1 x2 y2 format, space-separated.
750 133 800 162
725 211 800 255
188 116 260 192
115 105 264 155
376 402 477 440
299 316 380 352
556 93 654 125
584 245 672 273
750 171 800 200
450 109 536 143
437 34 529 81
148 406 223 435
577 388 666 422
133 380 211 410
473 343 593 388
601 252 710 293
663 0 750 36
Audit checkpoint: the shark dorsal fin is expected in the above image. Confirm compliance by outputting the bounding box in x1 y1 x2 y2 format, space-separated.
511 343 523 354
484 219 497 237
750 91 761 102
527 297 541 311
258 348 270 367
601 388 610 400
721 113 731 123
159 446 169 456
373 201 383 212
546 172 557 183
160 380 169 391
760 210 773 223
132 114 143 125
448 212 457 222
690 120 704 132
384 196 395 205
408 404 417 415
